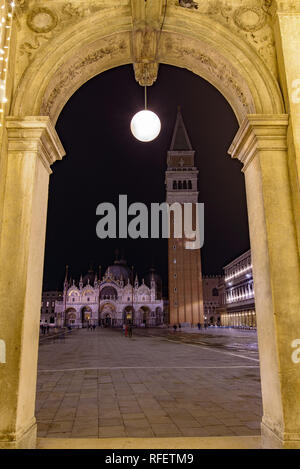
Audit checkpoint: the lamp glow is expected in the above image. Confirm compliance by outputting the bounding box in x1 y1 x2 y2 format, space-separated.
130 109 161 142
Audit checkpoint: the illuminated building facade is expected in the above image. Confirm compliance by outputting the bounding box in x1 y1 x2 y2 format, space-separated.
52 256 164 328
221 250 256 328
202 276 223 326
40 291 63 326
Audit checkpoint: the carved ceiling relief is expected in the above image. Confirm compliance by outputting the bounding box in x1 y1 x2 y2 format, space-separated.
160 33 254 115
40 35 129 118
204 1 277 78
14 0 277 115
16 1 112 80
15 1 277 79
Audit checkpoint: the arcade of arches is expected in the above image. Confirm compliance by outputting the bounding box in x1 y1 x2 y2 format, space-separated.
0 0 300 449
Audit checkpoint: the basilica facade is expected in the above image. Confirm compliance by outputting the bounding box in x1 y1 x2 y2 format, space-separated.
54 257 164 328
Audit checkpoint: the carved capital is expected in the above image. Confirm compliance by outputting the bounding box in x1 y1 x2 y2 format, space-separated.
6 116 65 173
228 114 289 172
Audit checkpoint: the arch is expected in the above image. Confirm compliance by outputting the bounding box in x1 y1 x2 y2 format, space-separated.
100 286 118 300
123 304 135 325
81 305 92 324
139 305 150 326
11 8 284 125
3 3 299 451
65 307 77 326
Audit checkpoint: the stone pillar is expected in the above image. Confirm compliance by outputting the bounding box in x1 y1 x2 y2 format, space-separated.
0 117 65 448
229 115 300 449
271 2 300 252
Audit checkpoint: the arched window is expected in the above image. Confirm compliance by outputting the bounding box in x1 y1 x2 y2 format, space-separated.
173 180 177 190
178 181 182 190
183 180 187 190
188 180 192 189
100 286 117 299
212 288 219 296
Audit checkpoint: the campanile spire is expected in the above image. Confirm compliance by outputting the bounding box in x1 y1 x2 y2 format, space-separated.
165 107 204 326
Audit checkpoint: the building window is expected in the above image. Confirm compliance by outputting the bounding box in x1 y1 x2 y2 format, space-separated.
174 288 177 292
87 298 90 302
173 259 176 264
174 273 177 278
173 181 178 190
212 288 219 296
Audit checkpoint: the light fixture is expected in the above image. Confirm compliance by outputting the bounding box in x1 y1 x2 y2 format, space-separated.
130 86 161 142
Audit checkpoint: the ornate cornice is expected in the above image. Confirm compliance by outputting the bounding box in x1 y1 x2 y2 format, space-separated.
228 114 289 171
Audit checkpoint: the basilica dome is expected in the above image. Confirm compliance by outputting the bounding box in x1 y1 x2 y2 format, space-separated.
105 258 131 282
82 269 96 285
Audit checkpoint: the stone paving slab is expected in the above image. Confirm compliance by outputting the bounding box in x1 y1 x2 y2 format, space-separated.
36 328 262 438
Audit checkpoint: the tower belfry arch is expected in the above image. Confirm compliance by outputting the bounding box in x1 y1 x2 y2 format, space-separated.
0 0 299 449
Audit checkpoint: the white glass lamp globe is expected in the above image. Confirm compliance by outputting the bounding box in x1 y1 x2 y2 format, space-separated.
130 109 161 142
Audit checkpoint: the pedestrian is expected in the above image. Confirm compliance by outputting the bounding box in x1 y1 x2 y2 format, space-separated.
178 323 181 331
93 324 96 331
125 324 128 337
128 324 133 338
173 324 177 333
46 324 50 334
197 322 201 330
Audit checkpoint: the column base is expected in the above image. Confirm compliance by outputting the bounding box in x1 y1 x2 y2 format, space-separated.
261 421 300 449
0 421 37 449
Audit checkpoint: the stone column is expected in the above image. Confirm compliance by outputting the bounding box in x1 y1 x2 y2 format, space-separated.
0 117 65 448
229 114 300 449
271 2 300 252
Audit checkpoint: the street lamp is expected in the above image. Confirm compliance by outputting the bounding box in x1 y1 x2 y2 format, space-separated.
130 87 161 142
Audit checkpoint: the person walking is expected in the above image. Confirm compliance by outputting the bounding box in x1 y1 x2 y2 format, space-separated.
197 322 201 330
125 324 128 337
128 324 133 338
173 324 177 333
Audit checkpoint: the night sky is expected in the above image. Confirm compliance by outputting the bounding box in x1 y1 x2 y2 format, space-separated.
43 64 250 293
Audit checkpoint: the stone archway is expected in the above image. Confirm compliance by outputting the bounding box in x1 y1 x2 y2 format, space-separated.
100 302 116 327
139 305 150 327
123 305 135 325
81 306 92 326
0 1 300 450
65 308 77 326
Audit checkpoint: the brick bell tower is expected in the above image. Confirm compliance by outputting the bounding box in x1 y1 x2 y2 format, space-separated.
165 107 204 326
